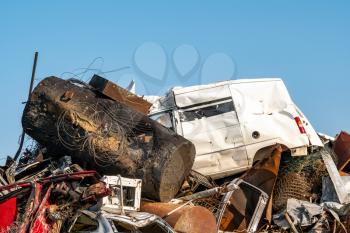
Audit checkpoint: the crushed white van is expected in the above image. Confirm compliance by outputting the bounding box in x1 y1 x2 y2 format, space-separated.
148 78 323 179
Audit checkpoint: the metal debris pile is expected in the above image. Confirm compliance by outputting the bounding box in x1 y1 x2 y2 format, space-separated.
1 75 350 233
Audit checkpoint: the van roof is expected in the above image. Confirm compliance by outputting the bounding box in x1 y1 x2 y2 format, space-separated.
172 78 283 95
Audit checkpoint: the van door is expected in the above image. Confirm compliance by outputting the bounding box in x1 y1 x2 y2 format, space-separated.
176 89 248 177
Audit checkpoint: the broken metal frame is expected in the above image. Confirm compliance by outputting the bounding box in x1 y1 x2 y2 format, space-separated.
101 175 142 214
104 212 176 233
178 178 269 233
68 210 177 233
0 171 97 197
216 179 269 233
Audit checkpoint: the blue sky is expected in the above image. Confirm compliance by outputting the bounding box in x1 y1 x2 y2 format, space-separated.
1 1 349 160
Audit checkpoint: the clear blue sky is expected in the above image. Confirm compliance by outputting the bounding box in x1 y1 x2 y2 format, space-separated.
1 1 349 160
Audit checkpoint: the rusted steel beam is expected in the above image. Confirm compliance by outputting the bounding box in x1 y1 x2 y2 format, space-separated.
241 145 282 194
178 182 239 201
89 74 152 115
22 76 195 202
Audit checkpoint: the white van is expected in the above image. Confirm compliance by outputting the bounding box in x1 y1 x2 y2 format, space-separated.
148 78 323 179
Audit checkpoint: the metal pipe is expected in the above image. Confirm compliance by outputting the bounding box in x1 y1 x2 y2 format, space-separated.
14 52 39 161
179 182 239 201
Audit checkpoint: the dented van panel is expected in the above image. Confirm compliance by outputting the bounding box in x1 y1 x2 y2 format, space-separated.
149 78 323 178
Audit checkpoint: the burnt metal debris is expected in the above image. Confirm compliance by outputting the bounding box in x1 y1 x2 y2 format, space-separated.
22 76 195 202
89 74 152 115
1 73 350 233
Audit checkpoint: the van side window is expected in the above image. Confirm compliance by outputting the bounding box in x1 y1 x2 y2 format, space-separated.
180 101 235 122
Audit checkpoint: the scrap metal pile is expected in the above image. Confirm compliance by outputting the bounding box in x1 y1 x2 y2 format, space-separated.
1 75 350 233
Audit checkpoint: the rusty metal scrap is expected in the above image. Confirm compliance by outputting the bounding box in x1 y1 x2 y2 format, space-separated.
219 146 282 232
333 131 350 175
89 74 152 115
141 202 218 233
241 145 282 195
218 179 269 233
173 178 269 233
0 170 108 233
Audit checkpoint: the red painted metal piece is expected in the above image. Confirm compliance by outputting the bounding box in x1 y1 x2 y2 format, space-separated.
19 182 43 233
0 171 99 233
30 185 53 233
0 182 31 192
0 197 17 231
